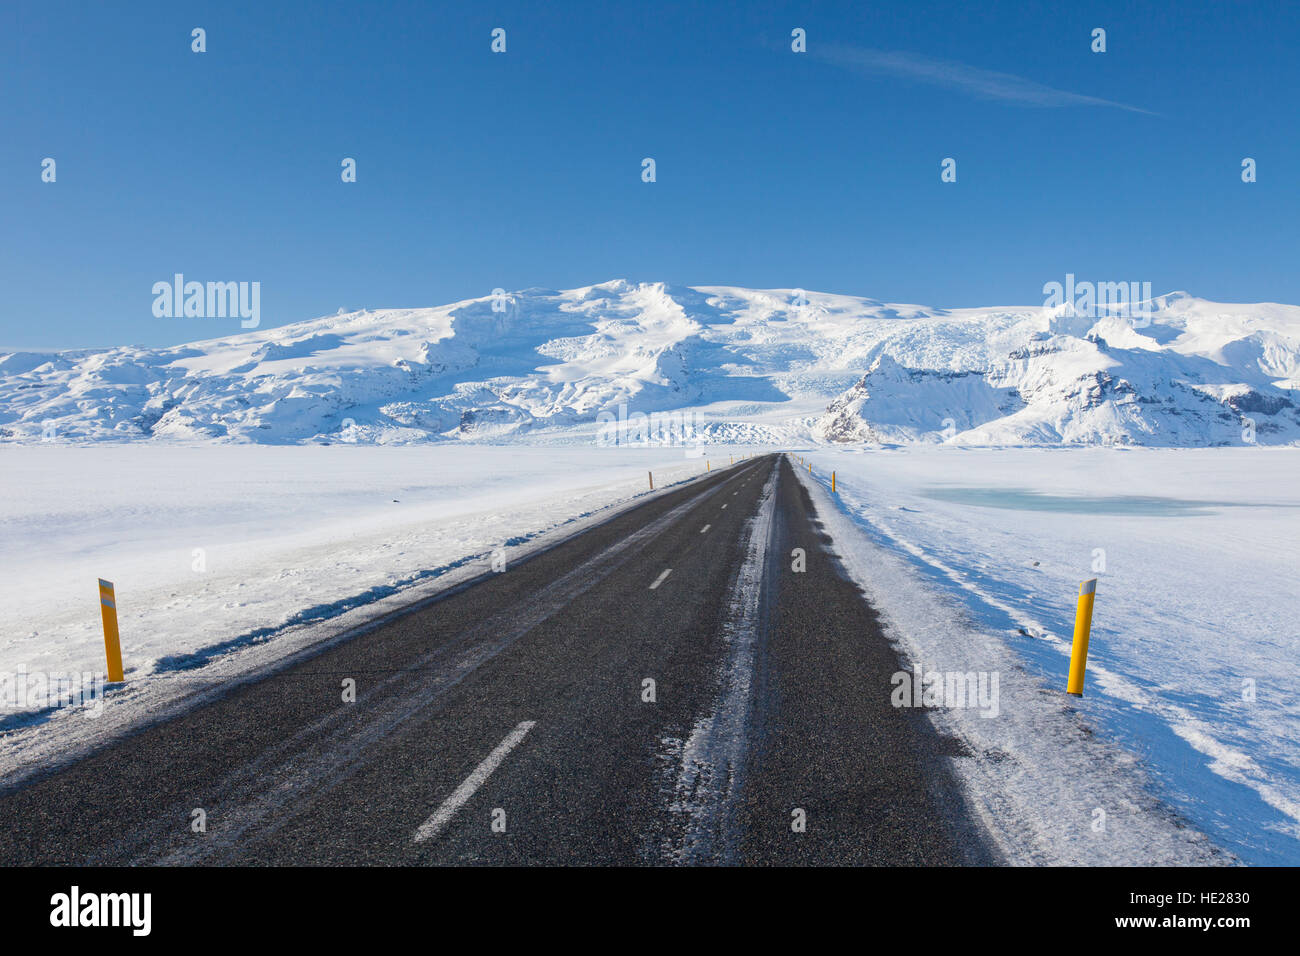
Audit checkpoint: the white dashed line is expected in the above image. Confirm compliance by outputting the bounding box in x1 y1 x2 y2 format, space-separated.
700 524 711 534
649 568 673 590
414 720 536 843
721 504 727 510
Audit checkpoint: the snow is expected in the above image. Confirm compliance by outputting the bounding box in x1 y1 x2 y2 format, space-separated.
798 445 1300 865
4 281 1297 447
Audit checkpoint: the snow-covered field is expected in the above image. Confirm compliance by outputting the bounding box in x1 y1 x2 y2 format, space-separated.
800 446 1300 865
0 445 713 713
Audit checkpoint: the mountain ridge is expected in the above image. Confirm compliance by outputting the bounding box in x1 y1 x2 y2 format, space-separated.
3 280 1298 446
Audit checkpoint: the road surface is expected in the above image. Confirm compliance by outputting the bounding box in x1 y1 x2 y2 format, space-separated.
0 454 993 865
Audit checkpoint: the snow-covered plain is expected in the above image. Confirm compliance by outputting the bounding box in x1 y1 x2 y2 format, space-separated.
0 444 717 715
799 446 1300 865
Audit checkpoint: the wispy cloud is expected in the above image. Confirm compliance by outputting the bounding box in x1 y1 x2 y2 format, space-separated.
815 45 1156 115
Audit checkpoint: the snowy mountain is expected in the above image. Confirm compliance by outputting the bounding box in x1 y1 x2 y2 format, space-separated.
3 280 1299 446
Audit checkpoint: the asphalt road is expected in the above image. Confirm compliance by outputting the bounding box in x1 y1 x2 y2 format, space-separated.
0 454 993 866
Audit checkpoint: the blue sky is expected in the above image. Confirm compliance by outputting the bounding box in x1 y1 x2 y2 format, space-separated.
3 0 1297 349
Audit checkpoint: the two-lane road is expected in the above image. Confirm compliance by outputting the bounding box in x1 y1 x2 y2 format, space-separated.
0 455 992 865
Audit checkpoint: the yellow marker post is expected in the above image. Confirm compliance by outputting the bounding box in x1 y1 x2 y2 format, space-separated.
1066 579 1097 696
707 460 710 472
98 578 124 683
832 471 836 493
648 471 654 490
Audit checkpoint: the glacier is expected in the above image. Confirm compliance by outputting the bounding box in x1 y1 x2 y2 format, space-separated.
3 280 1298 447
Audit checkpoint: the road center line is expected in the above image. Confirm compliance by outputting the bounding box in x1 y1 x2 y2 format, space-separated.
414 720 536 843
664 461 779 863
721 504 727 510
156 472 735 864
700 524 711 534
649 568 673 590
